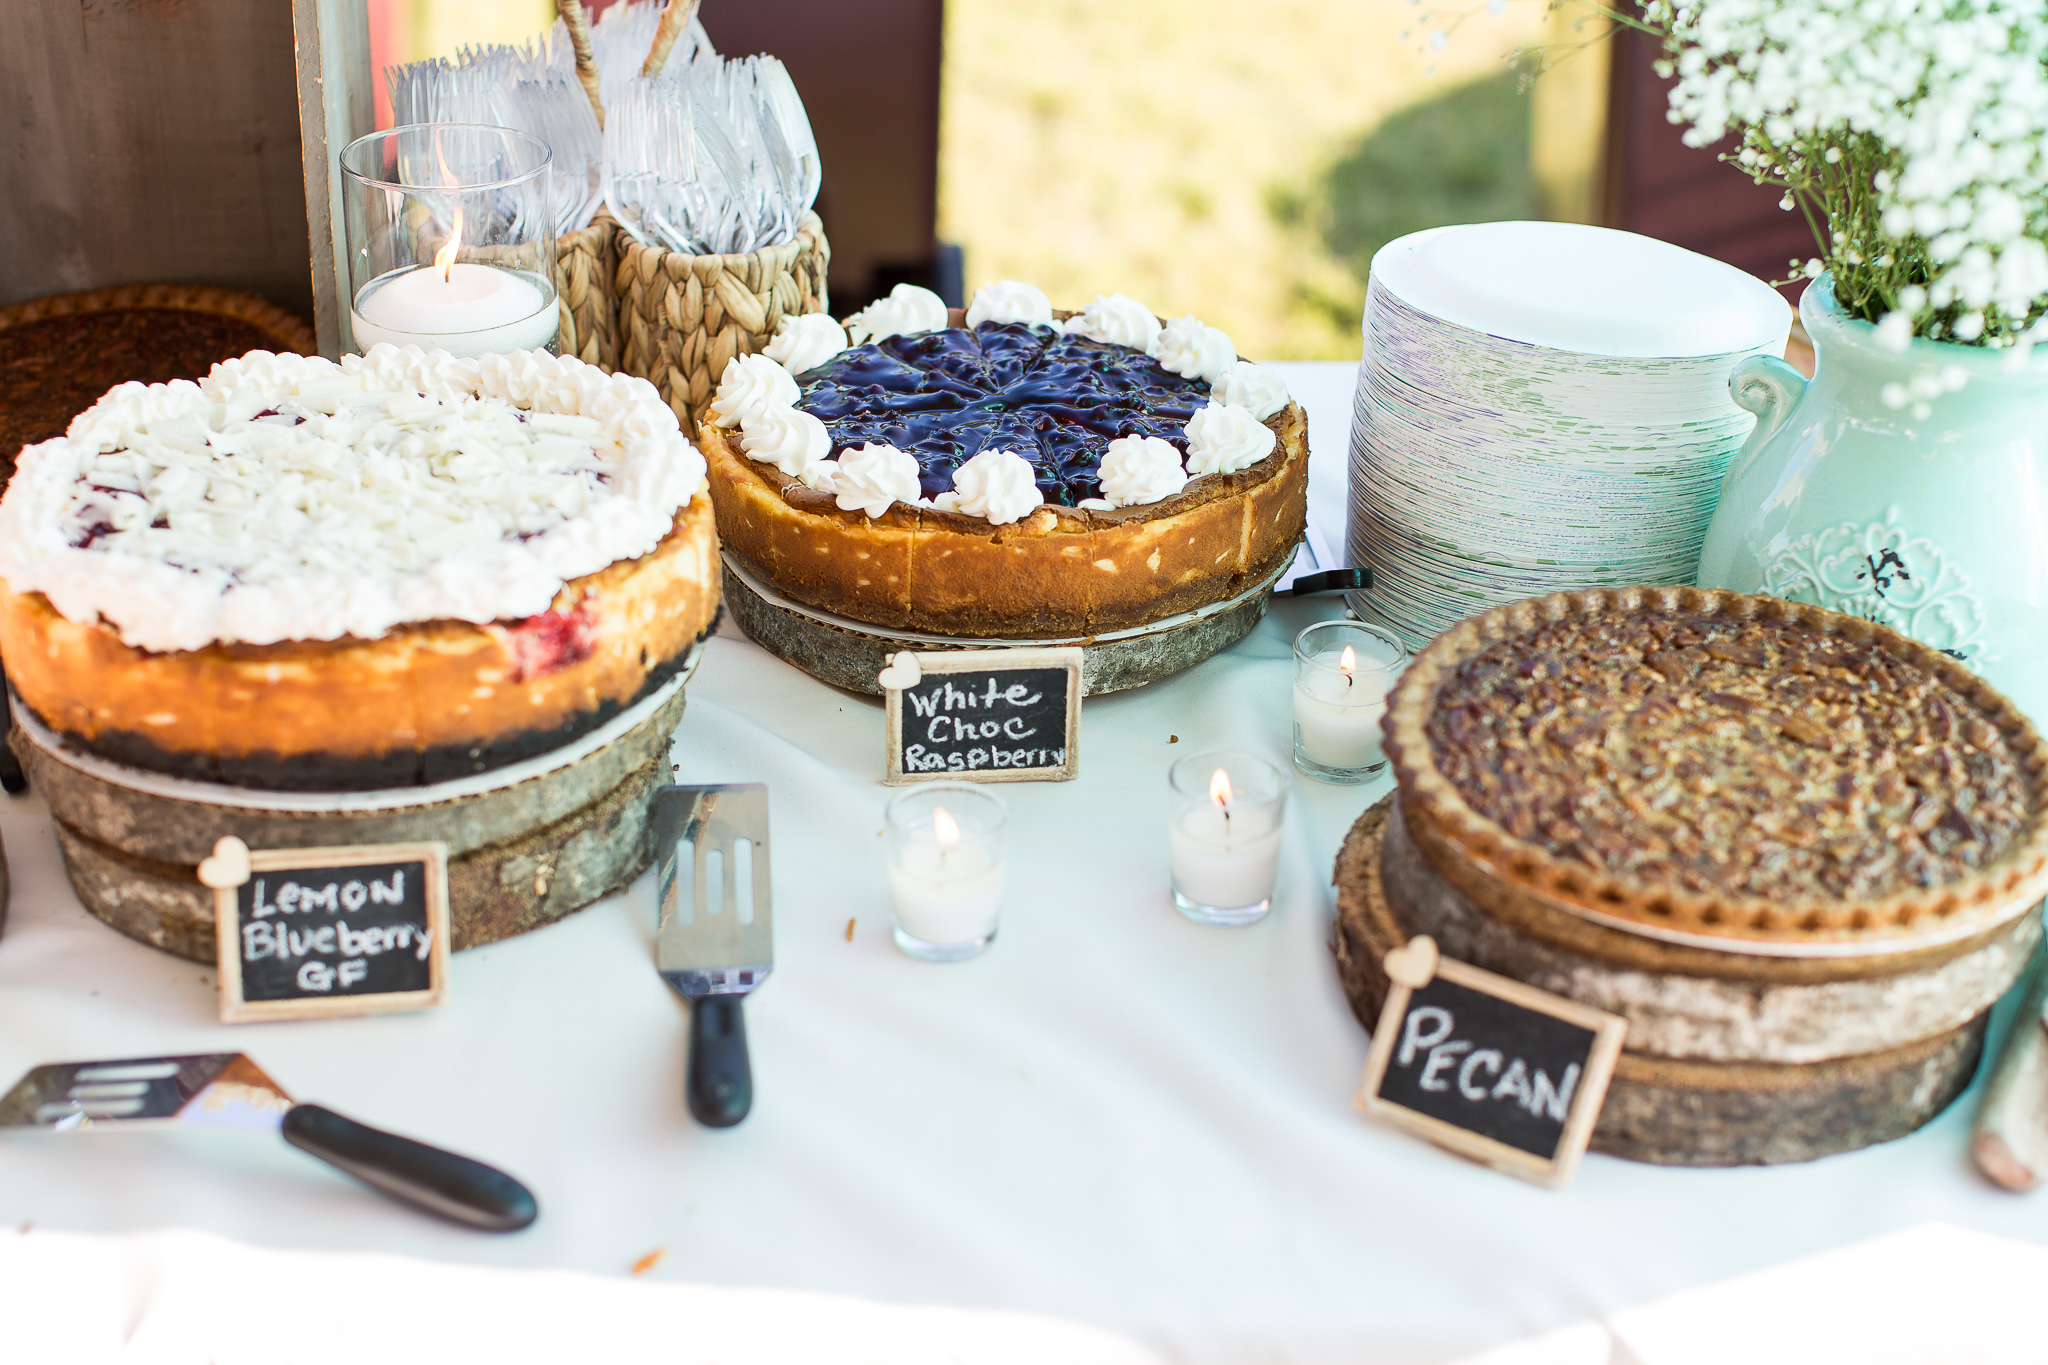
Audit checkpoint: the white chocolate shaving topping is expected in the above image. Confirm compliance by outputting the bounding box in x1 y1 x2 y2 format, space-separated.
0 345 704 654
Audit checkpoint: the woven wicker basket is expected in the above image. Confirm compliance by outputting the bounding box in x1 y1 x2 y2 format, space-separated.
553 209 620 370
0 283 315 489
0 283 316 352
616 212 830 428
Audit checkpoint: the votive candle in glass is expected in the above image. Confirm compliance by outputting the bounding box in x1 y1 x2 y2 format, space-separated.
1292 619 1407 783
340 124 560 358
886 783 1008 962
1168 749 1289 927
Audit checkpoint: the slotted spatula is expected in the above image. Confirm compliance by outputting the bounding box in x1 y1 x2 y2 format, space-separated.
0 1053 537 1231
654 784 773 1128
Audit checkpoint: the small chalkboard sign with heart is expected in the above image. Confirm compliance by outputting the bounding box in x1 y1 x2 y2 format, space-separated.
879 647 1082 784
1355 936 1626 1188
202 837 450 1023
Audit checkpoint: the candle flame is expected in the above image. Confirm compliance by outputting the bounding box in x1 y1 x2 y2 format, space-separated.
933 805 961 850
1340 645 1357 677
434 206 463 282
1209 768 1234 808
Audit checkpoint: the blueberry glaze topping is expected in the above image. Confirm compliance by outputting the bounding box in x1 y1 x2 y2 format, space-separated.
795 322 1212 505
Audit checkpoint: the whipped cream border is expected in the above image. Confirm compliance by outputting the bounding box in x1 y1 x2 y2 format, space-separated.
0 345 707 653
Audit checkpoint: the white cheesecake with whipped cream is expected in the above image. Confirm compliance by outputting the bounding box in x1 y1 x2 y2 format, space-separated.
0 345 719 789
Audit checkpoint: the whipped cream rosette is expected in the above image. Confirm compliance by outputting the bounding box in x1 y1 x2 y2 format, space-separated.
763 313 848 376
845 283 949 346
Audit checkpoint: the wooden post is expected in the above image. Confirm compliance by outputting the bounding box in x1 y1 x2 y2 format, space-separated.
0 2 314 317
1972 946 2048 1192
292 0 375 358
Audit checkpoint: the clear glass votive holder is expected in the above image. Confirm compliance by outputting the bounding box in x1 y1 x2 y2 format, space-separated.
885 783 1008 962
1292 619 1408 784
339 124 559 359
1168 749 1289 927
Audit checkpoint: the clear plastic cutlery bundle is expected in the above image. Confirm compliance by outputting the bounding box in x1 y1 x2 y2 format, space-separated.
603 52 821 257
387 0 819 256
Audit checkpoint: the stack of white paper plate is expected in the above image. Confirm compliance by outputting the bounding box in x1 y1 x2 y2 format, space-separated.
1346 221 1790 648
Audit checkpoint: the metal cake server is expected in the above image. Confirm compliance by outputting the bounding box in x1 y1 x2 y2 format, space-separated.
654 784 773 1128
0 1053 537 1231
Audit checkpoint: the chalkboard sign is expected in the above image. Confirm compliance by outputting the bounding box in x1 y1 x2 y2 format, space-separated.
880 647 1082 785
203 837 450 1023
1355 936 1626 1188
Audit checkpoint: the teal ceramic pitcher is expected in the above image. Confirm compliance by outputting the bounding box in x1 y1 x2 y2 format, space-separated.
1696 273 2048 726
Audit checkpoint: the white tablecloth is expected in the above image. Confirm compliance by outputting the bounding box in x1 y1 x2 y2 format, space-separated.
3 363 2046 1364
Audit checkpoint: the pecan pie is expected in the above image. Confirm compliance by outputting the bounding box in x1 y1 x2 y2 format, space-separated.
1383 587 2048 947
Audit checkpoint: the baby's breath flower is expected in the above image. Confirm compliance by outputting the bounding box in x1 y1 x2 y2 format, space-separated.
1643 0 2048 347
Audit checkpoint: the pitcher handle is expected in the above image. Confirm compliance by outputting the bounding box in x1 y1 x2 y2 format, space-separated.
1722 354 1808 493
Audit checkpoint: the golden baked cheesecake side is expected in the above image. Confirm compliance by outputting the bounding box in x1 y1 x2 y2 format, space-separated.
703 400 1306 638
0 345 717 790
1381 586 2048 946
702 287 1307 638
2 495 718 788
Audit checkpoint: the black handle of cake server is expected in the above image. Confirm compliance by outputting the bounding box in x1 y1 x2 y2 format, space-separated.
281 1103 539 1231
1284 567 1372 597
687 994 753 1128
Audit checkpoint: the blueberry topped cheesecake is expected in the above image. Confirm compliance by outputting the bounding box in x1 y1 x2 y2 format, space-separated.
698 281 1308 637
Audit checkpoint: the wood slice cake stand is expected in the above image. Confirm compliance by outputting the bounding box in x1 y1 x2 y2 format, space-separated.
7 643 704 963
1333 797 2027 1166
722 546 1296 697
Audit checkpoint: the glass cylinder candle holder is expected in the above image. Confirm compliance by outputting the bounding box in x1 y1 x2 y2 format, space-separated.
340 124 559 359
885 783 1009 962
1292 619 1408 784
1168 750 1289 927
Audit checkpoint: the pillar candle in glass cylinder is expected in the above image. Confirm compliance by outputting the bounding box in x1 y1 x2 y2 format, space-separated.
1167 750 1290 927
885 783 1008 962
1292 619 1408 784
340 124 560 359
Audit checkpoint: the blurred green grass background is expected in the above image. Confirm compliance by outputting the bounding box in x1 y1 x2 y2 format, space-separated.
938 1 1551 359
387 0 1566 360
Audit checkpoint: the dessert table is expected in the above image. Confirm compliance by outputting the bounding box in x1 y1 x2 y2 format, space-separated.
3 362 2045 1364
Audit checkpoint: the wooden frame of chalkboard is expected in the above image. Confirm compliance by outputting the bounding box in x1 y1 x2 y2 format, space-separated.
211 840 451 1023
881 647 1082 785
1355 945 1626 1188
